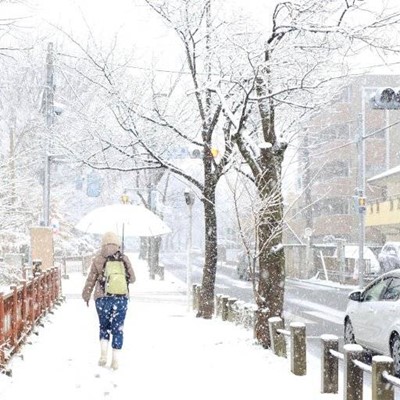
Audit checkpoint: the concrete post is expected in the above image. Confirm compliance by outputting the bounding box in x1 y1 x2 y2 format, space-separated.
227 297 237 322
290 322 306 376
321 334 339 393
268 317 287 358
221 296 229 321
193 284 199 310
343 344 364 400
372 355 394 400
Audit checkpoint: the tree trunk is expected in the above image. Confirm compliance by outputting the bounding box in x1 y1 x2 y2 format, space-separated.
250 53 286 348
254 224 285 347
197 180 218 319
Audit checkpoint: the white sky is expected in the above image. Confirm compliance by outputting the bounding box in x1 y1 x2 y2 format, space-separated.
4 0 398 76
3 0 277 71
0 253 347 400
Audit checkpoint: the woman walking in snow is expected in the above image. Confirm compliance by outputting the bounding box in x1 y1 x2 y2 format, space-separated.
82 231 136 370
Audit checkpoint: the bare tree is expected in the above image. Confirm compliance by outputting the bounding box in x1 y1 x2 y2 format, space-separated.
56 0 400 347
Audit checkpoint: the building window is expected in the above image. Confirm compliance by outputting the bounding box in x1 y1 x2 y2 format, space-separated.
320 124 351 141
336 86 351 103
321 160 349 181
313 198 350 217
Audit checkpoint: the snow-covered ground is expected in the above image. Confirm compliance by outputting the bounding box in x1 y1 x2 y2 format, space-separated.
0 254 350 400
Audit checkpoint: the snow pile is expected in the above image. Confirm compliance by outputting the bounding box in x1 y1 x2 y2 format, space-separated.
0 253 341 400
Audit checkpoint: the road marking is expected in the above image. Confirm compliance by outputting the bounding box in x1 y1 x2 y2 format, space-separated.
283 311 316 326
303 310 344 326
285 298 345 326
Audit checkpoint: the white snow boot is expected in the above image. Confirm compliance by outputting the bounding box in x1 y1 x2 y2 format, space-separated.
98 339 109 367
111 349 120 370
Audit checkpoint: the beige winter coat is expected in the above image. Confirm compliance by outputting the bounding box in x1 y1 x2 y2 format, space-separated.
82 243 136 302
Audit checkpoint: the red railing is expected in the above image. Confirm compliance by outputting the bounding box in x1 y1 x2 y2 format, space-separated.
0 267 62 371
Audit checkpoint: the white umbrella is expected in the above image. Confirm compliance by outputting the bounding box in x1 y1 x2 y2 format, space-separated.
75 204 171 238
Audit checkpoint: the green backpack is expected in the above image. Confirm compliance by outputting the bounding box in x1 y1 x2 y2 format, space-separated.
103 253 128 295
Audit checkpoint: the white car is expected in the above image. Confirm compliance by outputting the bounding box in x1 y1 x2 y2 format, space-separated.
344 270 400 375
378 242 400 273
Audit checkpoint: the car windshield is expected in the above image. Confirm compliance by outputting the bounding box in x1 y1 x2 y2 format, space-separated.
381 277 400 301
363 278 391 301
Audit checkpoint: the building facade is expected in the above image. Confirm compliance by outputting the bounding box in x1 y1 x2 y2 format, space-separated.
285 75 400 277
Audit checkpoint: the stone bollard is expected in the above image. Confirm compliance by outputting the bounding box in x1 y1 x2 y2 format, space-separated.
321 334 339 393
215 294 222 317
221 296 229 321
372 355 394 400
234 301 244 325
290 322 306 376
227 298 237 322
192 285 199 310
268 317 287 358
343 344 364 400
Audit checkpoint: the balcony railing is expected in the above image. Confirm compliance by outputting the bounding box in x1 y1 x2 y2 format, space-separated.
367 195 400 226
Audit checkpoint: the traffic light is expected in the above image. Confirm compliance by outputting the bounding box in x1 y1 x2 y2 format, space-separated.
370 87 400 109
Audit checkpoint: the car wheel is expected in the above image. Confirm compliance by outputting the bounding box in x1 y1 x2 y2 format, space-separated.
344 319 356 344
390 334 400 377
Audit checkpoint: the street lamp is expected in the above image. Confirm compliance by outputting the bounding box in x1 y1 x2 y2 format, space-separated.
184 188 195 312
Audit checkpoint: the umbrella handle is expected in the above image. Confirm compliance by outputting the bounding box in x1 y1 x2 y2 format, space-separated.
122 223 125 253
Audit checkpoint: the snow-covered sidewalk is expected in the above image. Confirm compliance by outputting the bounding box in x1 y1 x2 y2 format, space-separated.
0 254 341 400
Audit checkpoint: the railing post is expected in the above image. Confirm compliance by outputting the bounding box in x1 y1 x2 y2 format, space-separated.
268 317 286 357
320 334 339 394
290 322 306 376
21 280 27 324
51 268 57 303
45 270 51 310
10 285 18 347
36 274 42 315
221 296 229 321
372 355 394 400
23 267 30 280
343 344 364 400
0 292 4 366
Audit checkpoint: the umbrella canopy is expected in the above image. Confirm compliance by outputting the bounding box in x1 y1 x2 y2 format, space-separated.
75 204 171 237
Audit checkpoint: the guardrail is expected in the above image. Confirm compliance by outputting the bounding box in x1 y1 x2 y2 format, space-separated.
321 336 400 400
55 254 93 277
192 284 400 399
0 267 63 375
268 316 307 376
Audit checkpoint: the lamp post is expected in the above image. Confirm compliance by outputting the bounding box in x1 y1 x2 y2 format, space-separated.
184 188 195 312
42 42 55 226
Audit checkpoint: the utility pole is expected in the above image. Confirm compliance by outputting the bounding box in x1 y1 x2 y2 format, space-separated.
43 42 54 226
302 131 314 278
357 108 366 289
184 188 195 312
